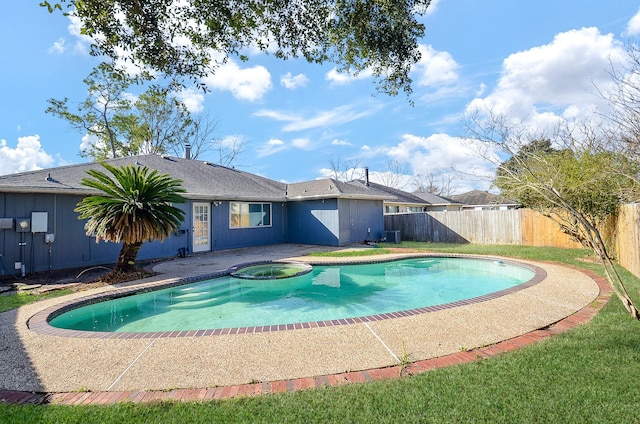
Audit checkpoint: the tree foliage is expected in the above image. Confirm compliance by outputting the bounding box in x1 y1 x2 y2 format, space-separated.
46 62 240 162
46 62 132 158
467 111 640 319
41 0 432 96
75 163 186 273
124 85 195 157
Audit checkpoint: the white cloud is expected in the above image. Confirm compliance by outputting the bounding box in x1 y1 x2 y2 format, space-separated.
48 38 65 54
79 132 101 155
219 134 245 148
385 133 499 191
47 14 92 56
256 137 316 158
66 14 93 55
280 72 309 89
331 138 352 146
254 103 382 132
325 67 374 85
475 83 487 97
413 44 460 86
316 166 365 180
291 138 312 150
627 8 640 36
253 110 298 122
0 136 55 175
256 138 287 158
466 27 625 126
424 0 441 15
367 170 414 189
177 88 205 113
202 60 272 102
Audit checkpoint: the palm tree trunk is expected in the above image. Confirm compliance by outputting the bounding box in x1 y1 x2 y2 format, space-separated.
116 242 142 273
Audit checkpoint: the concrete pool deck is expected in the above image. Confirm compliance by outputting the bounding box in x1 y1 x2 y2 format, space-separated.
0 244 610 405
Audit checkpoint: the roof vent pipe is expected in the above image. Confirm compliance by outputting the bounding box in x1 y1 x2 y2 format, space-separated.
364 166 370 186
184 144 192 160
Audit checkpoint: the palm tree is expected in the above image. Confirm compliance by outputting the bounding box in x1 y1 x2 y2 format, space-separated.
75 162 186 273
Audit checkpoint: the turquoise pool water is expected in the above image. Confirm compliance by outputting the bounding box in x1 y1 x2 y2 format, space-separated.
49 258 535 332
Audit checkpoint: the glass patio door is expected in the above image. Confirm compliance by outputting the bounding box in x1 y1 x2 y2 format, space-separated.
192 202 211 252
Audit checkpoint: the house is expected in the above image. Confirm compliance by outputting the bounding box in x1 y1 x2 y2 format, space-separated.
344 180 465 213
0 154 391 276
348 180 429 214
345 180 460 214
448 190 519 210
411 191 463 212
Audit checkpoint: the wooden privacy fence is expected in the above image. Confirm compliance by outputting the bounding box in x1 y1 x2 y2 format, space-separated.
616 204 640 278
384 209 582 248
385 205 640 278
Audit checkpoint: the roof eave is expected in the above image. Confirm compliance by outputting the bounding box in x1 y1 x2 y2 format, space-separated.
288 194 391 201
187 194 287 202
0 186 97 195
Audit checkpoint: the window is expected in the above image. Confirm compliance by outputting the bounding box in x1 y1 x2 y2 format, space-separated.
385 205 400 214
230 202 271 228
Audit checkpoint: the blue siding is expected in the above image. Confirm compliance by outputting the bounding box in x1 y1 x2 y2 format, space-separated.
0 193 122 275
137 203 191 260
0 192 383 275
209 201 288 251
338 199 385 245
0 193 189 275
287 199 340 246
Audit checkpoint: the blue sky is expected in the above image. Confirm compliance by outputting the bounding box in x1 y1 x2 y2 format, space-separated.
2 1 640 193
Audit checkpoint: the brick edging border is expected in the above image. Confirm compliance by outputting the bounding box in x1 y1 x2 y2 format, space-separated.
0 266 611 406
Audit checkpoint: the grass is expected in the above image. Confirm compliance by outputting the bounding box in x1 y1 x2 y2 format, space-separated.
0 289 73 314
308 248 394 257
2 243 640 423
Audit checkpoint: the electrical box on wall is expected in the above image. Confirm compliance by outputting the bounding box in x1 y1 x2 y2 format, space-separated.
0 218 13 229
31 212 48 233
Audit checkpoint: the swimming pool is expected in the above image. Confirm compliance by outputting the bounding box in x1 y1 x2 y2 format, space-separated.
47 257 537 334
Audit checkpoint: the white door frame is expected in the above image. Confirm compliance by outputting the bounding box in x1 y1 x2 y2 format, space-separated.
192 202 211 253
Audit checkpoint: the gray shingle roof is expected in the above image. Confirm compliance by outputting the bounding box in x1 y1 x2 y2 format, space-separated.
0 155 287 201
350 180 432 205
448 190 517 206
286 178 393 200
0 155 392 202
412 191 461 205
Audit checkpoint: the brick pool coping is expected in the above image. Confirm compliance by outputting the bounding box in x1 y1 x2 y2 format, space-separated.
0 263 611 406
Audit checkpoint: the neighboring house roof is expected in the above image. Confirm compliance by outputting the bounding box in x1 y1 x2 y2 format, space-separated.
0 155 392 202
412 191 462 206
348 180 430 206
448 190 518 207
286 178 393 201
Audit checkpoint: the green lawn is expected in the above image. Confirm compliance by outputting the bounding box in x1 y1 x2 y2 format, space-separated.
2 243 640 423
0 289 73 314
